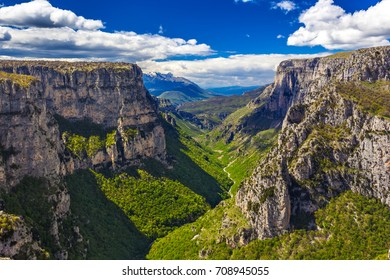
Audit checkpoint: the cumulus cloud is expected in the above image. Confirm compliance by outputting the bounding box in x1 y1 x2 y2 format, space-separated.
0 1 212 61
0 0 103 30
288 0 390 50
0 26 212 61
272 1 297 13
0 1 330 87
277 34 285 39
139 53 328 87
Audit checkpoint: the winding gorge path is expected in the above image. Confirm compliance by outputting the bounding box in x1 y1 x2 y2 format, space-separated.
223 159 237 197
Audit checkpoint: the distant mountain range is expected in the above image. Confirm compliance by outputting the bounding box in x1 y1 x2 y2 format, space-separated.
143 72 213 105
207 86 260 96
143 72 261 105
178 85 267 129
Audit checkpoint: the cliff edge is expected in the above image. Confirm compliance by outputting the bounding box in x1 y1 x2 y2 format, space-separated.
236 47 390 239
0 61 166 259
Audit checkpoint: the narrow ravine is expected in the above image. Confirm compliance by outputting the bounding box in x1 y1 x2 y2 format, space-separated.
223 159 237 197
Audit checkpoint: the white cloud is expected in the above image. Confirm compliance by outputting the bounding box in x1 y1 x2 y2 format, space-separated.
0 1 212 61
272 1 297 13
0 1 331 88
0 26 212 61
277 34 285 39
0 0 103 30
288 0 390 50
139 53 329 87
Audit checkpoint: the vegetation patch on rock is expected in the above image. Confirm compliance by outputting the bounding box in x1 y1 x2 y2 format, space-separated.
0 71 38 88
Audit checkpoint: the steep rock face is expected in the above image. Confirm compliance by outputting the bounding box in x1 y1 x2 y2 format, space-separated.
1 62 157 127
0 61 166 173
0 211 47 260
219 47 390 143
0 61 166 259
236 47 390 239
0 75 86 259
0 78 62 188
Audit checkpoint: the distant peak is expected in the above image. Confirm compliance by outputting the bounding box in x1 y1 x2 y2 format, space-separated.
144 72 192 84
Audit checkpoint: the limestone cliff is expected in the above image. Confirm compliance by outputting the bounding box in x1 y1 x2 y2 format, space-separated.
236 47 390 239
0 61 166 259
0 73 62 188
0 61 166 173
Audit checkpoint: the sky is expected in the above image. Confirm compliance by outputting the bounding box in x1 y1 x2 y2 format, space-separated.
0 0 389 87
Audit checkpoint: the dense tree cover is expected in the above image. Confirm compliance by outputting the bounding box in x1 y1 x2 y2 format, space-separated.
59 117 232 257
201 128 278 195
92 169 209 239
149 191 390 260
138 120 231 207
147 199 249 260
63 130 116 159
233 191 390 260
65 170 149 259
0 178 61 257
174 129 232 195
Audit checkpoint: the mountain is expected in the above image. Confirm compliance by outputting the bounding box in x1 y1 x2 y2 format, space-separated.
0 61 231 259
149 46 390 260
236 47 390 240
0 61 166 179
207 86 260 96
0 61 167 259
143 72 213 105
177 85 267 129
1 46 390 261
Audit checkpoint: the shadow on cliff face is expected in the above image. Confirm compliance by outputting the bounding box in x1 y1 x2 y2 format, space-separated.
65 170 149 259
166 136 227 207
0 176 148 260
137 121 229 208
54 114 112 139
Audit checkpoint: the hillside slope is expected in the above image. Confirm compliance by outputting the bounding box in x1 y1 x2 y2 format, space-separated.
149 46 390 260
178 86 266 128
236 46 390 240
0 61 232 259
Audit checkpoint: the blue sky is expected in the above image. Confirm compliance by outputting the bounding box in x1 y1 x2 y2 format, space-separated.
0 0 389 87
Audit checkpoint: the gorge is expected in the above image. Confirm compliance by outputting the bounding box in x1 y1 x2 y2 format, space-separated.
1 46 390 260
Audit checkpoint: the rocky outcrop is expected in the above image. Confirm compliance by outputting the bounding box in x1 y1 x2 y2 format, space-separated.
0 72 86 259
0 61 166 184
0 211 47 260
0 61 165 171
0 77 62 188
0 61 167 259
236 46 390 239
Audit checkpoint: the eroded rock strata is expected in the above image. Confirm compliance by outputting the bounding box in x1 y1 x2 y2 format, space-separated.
236 47 390 240
0 61 166 259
